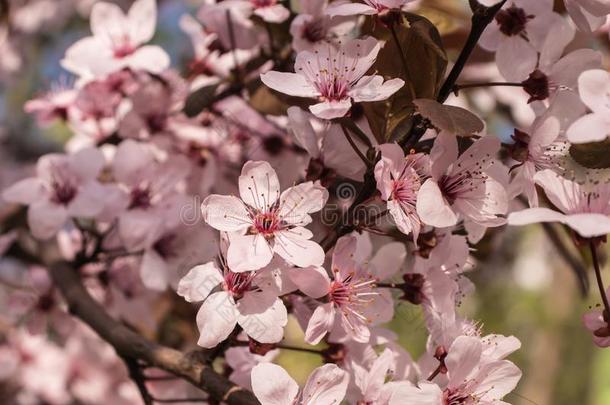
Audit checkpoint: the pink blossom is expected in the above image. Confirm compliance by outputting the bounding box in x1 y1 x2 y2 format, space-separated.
177 260 288 348
298 235 396 344
416 132 507 229
567 69 610 144
111 139 190 251
201 161 328 271
261 37 404 119
565 0 610 32
61 0 170 79
326 0 414 16
390 336 522 405
225 346 279 390
508 169 610 238
251 362 349 405
290 0 356 52
522 32 601 105
2 148 107 239
24 86 77 126
180 14 253 90
508 117 563 207
287 106 371 181
375 143 430 241
479 0 561 81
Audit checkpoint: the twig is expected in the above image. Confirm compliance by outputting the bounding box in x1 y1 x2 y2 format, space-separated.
541 222 589 296
123 356 154 405
340 124 372 168
590 242 610 317
48 262 260 405
453 81 523 95
437 0 508 103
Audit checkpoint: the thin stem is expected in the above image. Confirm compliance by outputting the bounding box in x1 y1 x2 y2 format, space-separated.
453 81 523 94
427 363 444 381
541 222 589 296
437 0 508 102
234 341 323 355
389 22 416 100
337 118 373 148
590 242 610 317
341 124 372 168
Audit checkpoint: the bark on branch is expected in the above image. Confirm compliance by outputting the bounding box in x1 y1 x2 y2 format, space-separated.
48 262 260 405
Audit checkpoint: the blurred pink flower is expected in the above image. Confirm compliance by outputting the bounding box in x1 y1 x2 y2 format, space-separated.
3 148 107 239
61 0 169 79
567 69 610 144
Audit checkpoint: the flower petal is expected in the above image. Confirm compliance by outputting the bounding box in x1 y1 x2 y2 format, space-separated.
196 291 237 348
251 363 299 405
177 262 224 302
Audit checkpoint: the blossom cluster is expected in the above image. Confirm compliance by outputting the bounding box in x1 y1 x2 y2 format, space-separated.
1 0 610 403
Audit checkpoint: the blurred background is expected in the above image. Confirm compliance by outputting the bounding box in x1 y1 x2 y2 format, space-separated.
0 0 609 404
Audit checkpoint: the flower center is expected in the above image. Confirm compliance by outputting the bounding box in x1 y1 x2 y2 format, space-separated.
391 174 420 205
49 164 78 205
224 271 256 300
252 211 281 237
112 34 136 58
522 69 550 103
129 184 153 209
443 388 473 405
329 270 378 312
495 5 533 37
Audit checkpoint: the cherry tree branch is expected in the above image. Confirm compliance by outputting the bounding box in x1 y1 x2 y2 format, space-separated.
48 262 260 405
437 0 508 103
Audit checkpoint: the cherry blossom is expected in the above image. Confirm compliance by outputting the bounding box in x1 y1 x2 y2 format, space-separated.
508 117 563 207
416 132 508 230
565 0 610 32
61 0 170 79
251 362 349 405
261 37 404 119
3 148 108 239
201 161 328 271
391 336 521 405
298 235 395 344
508 169 610 238
479 0 562 81
375 143 429 241
567 69 610 144
177 260 288 348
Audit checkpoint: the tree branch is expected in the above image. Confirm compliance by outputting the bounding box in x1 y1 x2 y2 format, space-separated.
48 262 260 405
437 0 508 103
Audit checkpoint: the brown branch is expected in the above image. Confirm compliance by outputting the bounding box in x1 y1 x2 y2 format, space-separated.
48 262 260 405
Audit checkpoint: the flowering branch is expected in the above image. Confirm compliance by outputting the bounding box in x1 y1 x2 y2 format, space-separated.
48 262 260 405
